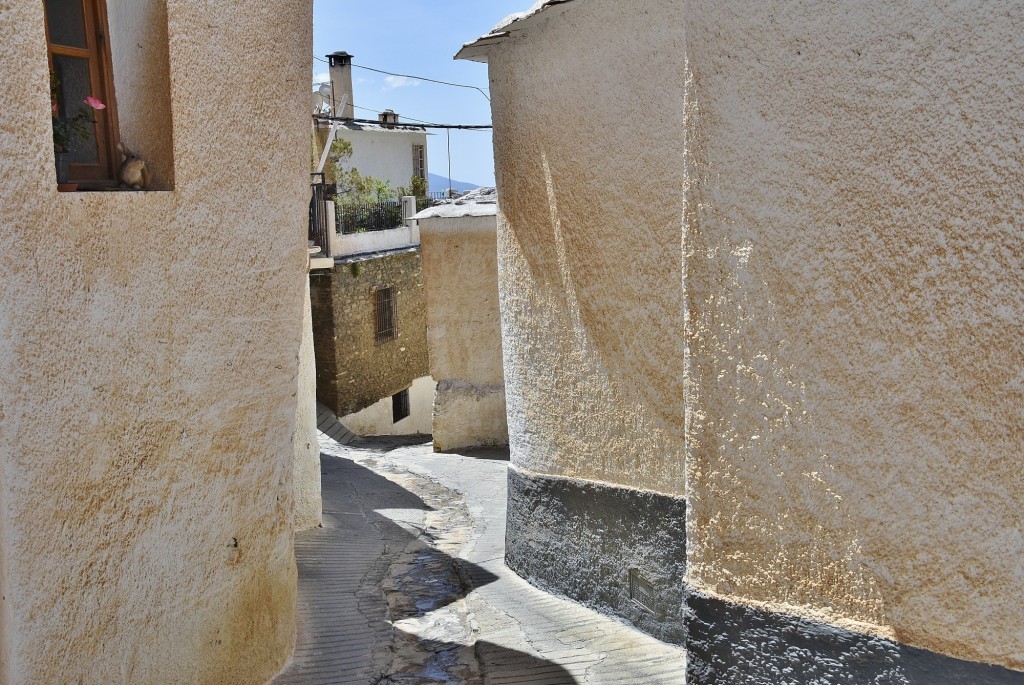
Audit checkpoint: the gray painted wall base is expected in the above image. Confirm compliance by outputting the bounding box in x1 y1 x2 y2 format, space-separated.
505 469 1024 684
685 590 1024 684
505 468 687 644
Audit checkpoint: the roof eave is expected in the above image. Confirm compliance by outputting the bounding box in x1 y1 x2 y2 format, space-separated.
455 33 510 63
454 0 578 62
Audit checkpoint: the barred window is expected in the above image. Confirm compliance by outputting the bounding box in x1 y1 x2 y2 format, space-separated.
392 388 410 423
374 285 397 344
412 144 426 182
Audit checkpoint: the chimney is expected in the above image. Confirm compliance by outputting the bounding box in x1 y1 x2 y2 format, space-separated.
327 51 355 118
379 109 399 126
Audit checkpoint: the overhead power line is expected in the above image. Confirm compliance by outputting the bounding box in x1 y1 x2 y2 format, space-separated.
313 82 489 131
353 64 490 102
315 114 491 131
313 58 490 101
352 104 432 126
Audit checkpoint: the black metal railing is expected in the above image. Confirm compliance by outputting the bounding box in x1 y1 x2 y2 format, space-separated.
416 196 438 213
336 199 404 234
309 172 331 257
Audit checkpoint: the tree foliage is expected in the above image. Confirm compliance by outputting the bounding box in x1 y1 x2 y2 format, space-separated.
397 176 428 200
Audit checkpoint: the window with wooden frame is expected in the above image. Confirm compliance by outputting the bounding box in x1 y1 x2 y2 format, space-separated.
412 144 426 182
374 285 398 345
45 0 120 185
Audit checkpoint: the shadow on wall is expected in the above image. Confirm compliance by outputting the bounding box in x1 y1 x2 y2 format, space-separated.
685 590 1024 685
275 449 578 684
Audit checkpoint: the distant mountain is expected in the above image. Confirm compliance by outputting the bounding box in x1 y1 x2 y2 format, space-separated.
428 172 480 194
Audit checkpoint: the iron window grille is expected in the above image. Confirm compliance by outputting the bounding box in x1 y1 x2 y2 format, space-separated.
374 285 398 345
412 144 426 182
392 388 410 423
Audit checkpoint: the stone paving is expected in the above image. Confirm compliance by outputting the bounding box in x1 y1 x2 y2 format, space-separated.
272 435 686 685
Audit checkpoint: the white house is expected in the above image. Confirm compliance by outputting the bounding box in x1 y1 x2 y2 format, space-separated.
333 119 428 192
320 51 428 191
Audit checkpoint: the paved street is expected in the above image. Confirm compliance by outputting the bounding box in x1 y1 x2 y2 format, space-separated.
272 435 686 685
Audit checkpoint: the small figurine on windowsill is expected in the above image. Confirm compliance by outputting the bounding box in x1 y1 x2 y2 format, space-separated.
117 142 151 190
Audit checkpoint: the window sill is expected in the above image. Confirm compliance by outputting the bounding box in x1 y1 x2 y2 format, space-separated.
57 184 171 193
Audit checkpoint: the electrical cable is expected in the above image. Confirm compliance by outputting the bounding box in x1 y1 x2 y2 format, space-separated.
314 58 490 102
314 81 453 127
351 63 490 102
316 114 491 131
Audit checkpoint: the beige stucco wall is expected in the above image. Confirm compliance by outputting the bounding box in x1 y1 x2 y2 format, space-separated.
681 1 1024 667
294 276 322 531
419 212 508 451
341 375 435 436
0 1 312 683
487 1 687 497
482 0 1024 670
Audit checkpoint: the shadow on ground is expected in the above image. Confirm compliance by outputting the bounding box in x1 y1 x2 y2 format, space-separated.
443 446 511 462
275 447 577 684
351 436 511 463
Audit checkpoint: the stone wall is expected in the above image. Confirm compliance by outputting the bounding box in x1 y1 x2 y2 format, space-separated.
0 1 312 683
311 248 429 418
419 211 508 451
470 0 1024 681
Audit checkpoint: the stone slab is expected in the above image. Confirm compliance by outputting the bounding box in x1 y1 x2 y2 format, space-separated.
505 468 687 644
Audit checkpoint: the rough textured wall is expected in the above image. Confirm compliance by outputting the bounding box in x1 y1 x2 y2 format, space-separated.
419 213 508 451
294 276 322 531
477 0 1024 677
310 249 429 417
0 1 311 683
488 0 687 496
682 0 1024 669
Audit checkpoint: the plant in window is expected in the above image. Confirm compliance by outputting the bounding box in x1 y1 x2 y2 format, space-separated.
51 77 105 152
51 75 105 185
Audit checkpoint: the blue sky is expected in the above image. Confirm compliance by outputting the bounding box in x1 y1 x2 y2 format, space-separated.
313 1 530 187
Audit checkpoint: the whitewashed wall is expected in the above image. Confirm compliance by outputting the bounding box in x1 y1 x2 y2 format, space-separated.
335 127 428 190
341 375 435 436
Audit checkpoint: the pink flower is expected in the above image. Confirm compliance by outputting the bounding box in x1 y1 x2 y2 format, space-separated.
84 96 106 110
52 102 58 115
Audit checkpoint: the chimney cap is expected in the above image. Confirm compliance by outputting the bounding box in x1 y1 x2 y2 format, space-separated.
379 109 399 125
327 51 353 65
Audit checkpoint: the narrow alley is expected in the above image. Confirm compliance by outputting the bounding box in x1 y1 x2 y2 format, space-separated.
272 435 686 685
